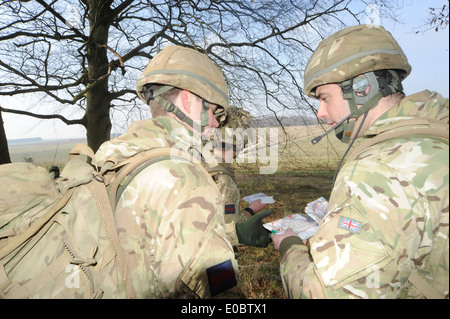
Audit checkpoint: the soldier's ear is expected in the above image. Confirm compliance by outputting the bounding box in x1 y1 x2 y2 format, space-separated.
180 90 192 114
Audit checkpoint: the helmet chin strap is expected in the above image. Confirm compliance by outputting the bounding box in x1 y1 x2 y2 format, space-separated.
331 110 369 189
309 70 404 189
143 85 211 133
335 71 383 143
311 89 382 144
335 70 404 143
334 90 384 143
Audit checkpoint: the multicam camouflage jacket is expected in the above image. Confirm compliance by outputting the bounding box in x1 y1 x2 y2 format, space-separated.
280 90 449 299
204 164 252 246
95 116 244 298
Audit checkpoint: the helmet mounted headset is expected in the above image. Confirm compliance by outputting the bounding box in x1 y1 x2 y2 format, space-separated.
311 69 405 144
304 25 411 144
303 25 411 187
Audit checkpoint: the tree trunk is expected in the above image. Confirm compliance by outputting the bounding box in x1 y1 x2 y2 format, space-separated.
85 0 113 152
0 108 12 164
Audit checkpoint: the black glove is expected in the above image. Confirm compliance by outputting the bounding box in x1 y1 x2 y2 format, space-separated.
235 209 274 247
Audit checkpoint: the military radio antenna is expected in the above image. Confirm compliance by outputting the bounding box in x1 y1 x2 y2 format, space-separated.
49 124 61 179
52 141 60 165
52 118 60 166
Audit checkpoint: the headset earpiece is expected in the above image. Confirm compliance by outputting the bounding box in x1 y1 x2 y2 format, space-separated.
352 72 380 105
352 74 370 97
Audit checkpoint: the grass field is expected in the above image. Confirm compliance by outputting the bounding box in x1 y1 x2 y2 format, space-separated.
8 137 86 164
235 172 334 298
7 125 350 299
231 126 344 298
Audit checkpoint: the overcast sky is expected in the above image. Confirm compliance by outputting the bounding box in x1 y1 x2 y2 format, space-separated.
2 0 449 140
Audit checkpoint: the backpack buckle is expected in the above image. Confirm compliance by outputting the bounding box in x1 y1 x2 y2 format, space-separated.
92 173 104 183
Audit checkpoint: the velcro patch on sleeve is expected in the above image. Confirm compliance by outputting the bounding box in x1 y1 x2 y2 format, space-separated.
224 204 236 214
206 259 237 296
338 216 361 233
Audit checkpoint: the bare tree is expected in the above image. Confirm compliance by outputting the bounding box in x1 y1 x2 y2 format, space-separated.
428 0 449 31
0 103 11 164
0 0 401 156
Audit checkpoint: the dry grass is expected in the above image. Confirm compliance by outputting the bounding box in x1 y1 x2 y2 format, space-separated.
229 125 349 298
8 137 85 165
234 171 334 298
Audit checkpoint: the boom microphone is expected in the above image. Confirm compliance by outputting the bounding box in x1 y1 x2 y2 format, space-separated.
311 126 338 145
310 114 352 145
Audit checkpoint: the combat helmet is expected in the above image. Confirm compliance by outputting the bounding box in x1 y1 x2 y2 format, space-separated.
136 45 229 130
304 25 412 143
214 105 252 157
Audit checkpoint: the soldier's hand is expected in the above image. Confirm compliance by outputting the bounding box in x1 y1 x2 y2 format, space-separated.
248 199 269 215
271 228 298 251
235 209 274 247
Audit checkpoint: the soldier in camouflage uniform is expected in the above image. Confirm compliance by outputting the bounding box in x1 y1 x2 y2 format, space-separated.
206 106 271 247
95 46 246 298
272 25 449 299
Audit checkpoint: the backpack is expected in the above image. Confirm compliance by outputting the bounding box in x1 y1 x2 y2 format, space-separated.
0 143 189 299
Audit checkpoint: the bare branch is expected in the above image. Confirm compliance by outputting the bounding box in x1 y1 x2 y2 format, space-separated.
35 0 88 41
0 0 405 151
0 105 86 126
0 59 85 104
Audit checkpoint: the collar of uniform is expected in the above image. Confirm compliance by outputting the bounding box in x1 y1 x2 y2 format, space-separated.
95 116 200 167
364 90 439 138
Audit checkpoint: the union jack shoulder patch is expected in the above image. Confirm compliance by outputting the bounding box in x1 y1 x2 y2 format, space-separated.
338 216 361 233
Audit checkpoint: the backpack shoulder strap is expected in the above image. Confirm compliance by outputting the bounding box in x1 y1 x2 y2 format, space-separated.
0 187 74 260
107 147 213 211
204 162 235 180
69 143 138 298
113 153 174 207
408 268 445 299
107 147 173 210
347 118 449 162
87 173 137 299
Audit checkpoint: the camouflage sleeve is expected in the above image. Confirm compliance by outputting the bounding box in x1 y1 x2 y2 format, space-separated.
280 243 326 298
279 180 398 298
115 158 244 298
280 137 448 299
214 173 245 246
